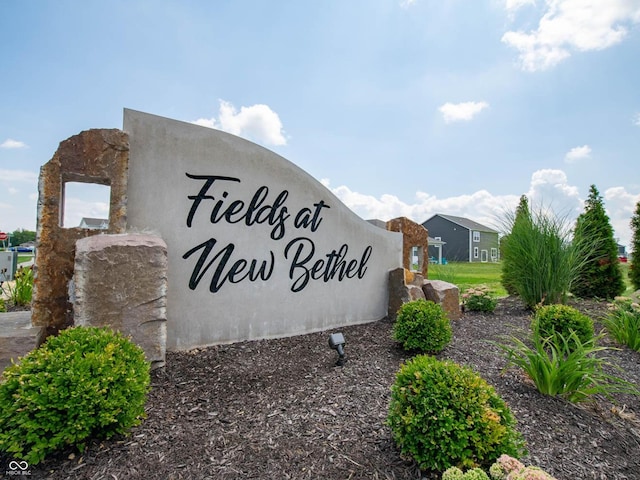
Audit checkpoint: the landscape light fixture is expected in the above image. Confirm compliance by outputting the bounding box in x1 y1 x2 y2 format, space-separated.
328 332 346 366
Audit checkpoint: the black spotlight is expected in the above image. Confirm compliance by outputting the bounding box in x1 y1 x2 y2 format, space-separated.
328 332 346 366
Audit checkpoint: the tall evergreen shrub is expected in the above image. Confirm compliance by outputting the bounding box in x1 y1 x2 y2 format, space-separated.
571 185 625 299
629 200 640 291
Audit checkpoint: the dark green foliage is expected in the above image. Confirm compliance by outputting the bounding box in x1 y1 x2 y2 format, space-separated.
501 195 530 296
532 304 594 345
393 300 452 353
571 185 625 299
629 201 640 291
8 229 36 246
0 327 150 465
387 355 526 472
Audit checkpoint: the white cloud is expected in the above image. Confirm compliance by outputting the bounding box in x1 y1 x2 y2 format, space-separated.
504 0 535 12
633 112 640 126
323 168 640 243
0 169 38 183
192 100 287 146
565 144 592 163
604 186 640 246
438 101 489 123
0 139 27 149
502 0 640 71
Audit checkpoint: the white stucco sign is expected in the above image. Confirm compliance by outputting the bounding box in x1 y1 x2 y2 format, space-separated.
124 109 402 350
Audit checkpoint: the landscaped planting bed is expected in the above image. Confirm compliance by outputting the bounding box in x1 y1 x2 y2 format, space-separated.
6 297 640 479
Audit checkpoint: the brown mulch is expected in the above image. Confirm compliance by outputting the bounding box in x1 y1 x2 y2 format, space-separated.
7 297 640 480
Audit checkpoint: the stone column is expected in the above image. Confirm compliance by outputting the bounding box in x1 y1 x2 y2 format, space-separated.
32 129 128 338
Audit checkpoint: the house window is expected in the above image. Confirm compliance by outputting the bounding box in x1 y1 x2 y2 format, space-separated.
491 248 497 261
473 247 479 258
472 231 480 242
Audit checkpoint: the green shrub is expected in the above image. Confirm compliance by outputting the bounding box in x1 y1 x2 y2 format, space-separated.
0 326 150 465
443 467 465 480
0 297 5 312
496 330 639 403
387 355 526 472
488 455 557 479
442 467 490 480
489 454 525 479
463 286 498 313
532 304 594 345
393 299 452 353
603 298 640 352
509 466 556 480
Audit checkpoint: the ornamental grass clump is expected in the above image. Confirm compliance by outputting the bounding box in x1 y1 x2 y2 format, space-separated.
531 304 594 346
393 299 452 353
499 204 594 308
3 266 33 307
0 326 150 465
463 285 498 313
496 330 639 403
387 355 526 472
603 297 640 352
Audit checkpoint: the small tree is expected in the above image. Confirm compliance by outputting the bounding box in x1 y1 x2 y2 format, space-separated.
9 229 36 246
629 200 640 291
571 185 625 299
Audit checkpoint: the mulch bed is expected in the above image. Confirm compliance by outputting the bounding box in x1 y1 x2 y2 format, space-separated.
7 297 640 480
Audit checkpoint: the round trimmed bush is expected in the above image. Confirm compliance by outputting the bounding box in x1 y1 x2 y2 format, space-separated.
0 326 150 465
394 299 452 353
532 304 594 345
443 467 490 480
387 355 526 472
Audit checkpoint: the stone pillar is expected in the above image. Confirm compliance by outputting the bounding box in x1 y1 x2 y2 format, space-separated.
423 279 462 320
32 129 128 337
387 267 426 321
73 234 167 369
386 217 430 278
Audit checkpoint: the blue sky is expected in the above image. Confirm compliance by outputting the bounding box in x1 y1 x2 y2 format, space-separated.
1 0 639 246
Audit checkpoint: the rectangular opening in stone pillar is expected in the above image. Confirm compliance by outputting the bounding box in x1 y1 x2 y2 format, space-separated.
61 178 111 229
410 245 424 272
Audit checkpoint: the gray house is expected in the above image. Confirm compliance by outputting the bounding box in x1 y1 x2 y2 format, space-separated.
422 213 499 263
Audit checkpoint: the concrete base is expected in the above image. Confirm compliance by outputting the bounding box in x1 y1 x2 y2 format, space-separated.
0 312 43 374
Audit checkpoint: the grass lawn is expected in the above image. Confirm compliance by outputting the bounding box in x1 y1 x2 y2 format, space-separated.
428 260 636 299
427 261 507 297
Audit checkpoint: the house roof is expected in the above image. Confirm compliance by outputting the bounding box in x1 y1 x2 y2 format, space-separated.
428 236 446 245
424 213 498 234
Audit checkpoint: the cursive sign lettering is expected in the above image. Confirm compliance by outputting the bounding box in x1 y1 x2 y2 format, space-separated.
183 172 372 294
